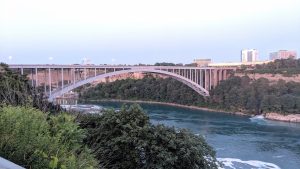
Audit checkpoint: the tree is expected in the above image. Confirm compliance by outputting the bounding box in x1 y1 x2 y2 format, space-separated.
79 104 218 169
0 106 97 169
0 63 62 114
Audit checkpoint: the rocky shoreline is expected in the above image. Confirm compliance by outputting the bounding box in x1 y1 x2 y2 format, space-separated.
264 112 300 123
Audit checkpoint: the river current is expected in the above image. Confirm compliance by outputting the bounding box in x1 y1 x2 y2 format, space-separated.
85 101 300 169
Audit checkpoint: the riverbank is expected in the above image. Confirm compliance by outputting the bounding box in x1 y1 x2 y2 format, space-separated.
81 99 251 117
81 99 300 123
265 112 300 123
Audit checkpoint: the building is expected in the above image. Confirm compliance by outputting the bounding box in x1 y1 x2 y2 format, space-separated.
241 49 258 62
193 59 212 67
269 50 297 60
208 61 270 67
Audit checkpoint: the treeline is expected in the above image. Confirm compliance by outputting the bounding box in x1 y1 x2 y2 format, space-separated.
154 62 197 67
80 75 300 115
240 58 300 75
211 76 300 114
80 74 207 106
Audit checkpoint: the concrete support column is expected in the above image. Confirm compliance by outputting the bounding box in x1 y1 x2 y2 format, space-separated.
56 69 59 88
35 68 38 86
21 68 24 75
94 68 97 76
209 69 212 90
84 68 87 80
200 70 203 87
73 68 76 85
61 68 64 89
195 70 198 84
213 69 218 87
31 69 34 86
223 70 227 80
205 69 209 91
48 68 52 96
195 70 197 83
218 70 223 85
44 69 47 94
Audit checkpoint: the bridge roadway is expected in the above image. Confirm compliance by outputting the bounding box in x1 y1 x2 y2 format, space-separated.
8 64 235 101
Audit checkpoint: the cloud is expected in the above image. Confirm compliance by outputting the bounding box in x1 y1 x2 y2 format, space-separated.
48 57 54 60
111 58 116 62
8 56 13 60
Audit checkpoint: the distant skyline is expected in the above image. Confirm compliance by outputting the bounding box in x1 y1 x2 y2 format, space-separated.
1 0 299 64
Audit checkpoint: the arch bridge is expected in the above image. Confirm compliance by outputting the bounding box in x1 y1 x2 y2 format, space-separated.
8 64 235 102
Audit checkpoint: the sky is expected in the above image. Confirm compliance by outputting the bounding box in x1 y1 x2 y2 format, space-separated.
0 0 299 65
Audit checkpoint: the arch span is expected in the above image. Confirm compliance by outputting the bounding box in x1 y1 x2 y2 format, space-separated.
48 68 210 101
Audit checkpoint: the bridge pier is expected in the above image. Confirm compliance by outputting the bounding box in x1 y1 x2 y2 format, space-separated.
48 68 52 96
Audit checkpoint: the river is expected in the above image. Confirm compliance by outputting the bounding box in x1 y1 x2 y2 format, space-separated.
83 101 300 169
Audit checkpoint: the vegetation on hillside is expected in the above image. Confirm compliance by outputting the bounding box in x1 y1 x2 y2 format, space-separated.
211 76 300 114
239 58 300 75
80 74 207 106
79 104 219 169
80 75 300 115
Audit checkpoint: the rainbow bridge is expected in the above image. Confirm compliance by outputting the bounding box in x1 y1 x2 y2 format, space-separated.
8 64 235 101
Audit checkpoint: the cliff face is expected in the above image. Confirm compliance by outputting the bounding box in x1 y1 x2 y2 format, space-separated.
235 73 300 83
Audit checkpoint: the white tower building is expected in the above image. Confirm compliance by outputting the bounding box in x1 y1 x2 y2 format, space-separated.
241 49 258 62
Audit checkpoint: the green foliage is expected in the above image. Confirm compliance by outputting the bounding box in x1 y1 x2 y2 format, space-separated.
240 58 300 75
0 106 97 169
0 62 62 114
211 76 300 114
79 104 218 169
0 63 32 105
80 75 207 106
80 74 300 115
154 62 177 66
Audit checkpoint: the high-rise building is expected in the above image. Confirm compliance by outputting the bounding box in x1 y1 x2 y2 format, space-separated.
269 50 297 60
241 49 258 62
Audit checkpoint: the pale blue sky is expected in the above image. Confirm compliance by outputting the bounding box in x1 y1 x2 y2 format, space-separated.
0 0 299 64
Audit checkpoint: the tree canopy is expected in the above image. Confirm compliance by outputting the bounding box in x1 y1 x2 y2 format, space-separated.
80 74 207 107
80 74 300 115
79 104 218 169
211 76 300 114
0 106 97 169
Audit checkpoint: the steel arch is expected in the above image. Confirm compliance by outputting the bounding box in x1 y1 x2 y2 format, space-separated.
48 68 209 101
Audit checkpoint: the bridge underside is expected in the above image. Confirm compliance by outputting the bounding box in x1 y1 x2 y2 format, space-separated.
8 65 233 102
